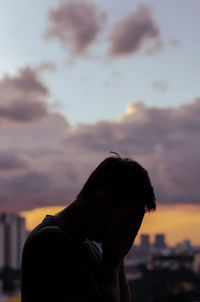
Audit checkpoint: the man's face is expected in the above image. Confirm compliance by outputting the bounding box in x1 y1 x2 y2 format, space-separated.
89 193 146 243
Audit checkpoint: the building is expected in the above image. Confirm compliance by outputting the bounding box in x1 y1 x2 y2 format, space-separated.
0 213 27 270
154 234 167 250
0 221 4 269
182 240 193 255
193 251 200 274
140 234 150 250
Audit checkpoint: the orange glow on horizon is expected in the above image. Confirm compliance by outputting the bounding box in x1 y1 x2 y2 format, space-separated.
20 206 66 230
136 204 200 246
20 204 200 246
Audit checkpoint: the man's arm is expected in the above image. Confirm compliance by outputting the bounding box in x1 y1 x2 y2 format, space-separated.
119 260 131 302
21 230 101 302
100 210 145 302
99 254 121 302
99 258 130 302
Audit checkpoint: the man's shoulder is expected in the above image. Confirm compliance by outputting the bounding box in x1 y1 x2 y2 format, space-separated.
23 214 102 269
23 216 73 253
21 215 103 301
28 225 68 243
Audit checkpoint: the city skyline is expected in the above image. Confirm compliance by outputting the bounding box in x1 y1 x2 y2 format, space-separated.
0 210 199 268
0 211 199 301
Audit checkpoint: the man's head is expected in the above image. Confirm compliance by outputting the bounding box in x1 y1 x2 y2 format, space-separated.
77 154 156 242
77 154 156 211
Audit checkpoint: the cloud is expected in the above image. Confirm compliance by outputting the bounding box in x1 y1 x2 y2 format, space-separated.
46 0 107 55
0 66 72 210
62 99 200 206
0 151 27 171
7 172 51 193
10 67 48 95
0 67 199 212
0 67 50 122
1 96 200 211
117 103 138 122
109 5 162 57
0 99 48 122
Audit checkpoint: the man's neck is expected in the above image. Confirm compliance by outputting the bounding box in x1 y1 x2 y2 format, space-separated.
54 200 89 242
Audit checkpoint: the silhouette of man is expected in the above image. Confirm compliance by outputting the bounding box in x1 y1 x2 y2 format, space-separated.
21 154 156 302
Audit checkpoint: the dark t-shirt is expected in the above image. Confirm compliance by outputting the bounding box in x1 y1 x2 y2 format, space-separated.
21 214 103 302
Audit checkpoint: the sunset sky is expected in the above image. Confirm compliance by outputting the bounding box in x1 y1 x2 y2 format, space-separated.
20 204 200 246
0 0 200 245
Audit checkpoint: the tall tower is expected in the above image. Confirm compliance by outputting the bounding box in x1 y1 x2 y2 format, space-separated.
0 218 4 270
140 234 150 250
0 213 27 269
3 213 18 269
154 234 167 250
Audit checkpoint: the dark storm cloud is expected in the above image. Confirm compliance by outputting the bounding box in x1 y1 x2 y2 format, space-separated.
46 0 107 55
109 5 162 56
0 67 50 122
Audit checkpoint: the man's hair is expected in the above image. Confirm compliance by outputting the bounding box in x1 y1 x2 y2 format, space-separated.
77 154 156 212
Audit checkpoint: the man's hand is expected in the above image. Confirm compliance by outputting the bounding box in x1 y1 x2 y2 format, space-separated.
99 207 145 302
102 208 145 264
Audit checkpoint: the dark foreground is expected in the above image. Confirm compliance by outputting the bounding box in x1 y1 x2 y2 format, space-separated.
129 267 200 302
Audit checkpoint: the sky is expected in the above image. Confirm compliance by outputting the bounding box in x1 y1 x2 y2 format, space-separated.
0 0 200 244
